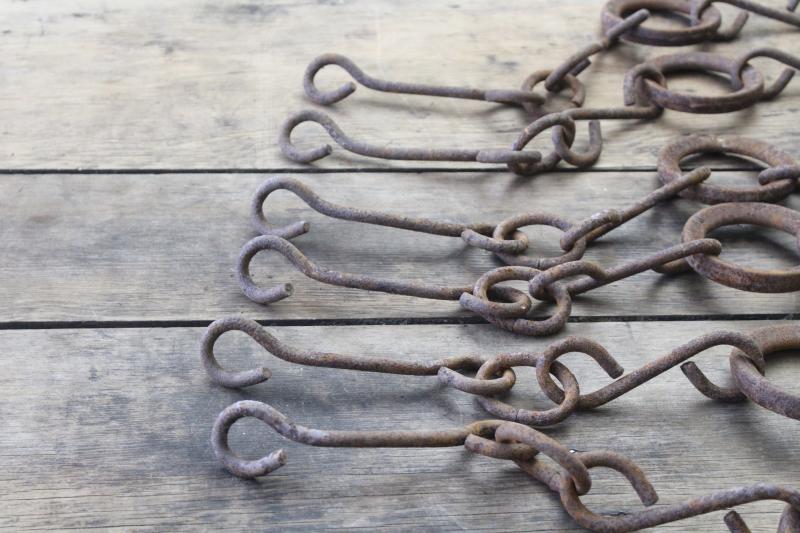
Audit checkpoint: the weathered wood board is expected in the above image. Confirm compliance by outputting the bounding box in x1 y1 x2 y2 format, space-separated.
1 171 797 323
3 0 800 531
0 0 798 170
1 321 798 530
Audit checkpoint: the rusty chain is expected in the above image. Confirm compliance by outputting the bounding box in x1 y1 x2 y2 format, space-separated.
280 1 799 174
213 3 800 528
603 0 800 46
241 135 800 334
279 10 651 166
203 317 800 424
211 401 800 531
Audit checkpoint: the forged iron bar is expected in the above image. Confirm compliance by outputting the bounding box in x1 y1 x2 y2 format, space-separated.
303 53 545 107
202 318 800 424
657 135 799 204
238 194 800 334
544 9 650 91
603 0 799 46
300 11 647 119
212 402 800 531
508 49 799 175
691 0 800 38
245 167 708 277
279 109 542 165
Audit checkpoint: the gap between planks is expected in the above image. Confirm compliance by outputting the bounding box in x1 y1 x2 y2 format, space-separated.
1 312 798 331
0 165 767 175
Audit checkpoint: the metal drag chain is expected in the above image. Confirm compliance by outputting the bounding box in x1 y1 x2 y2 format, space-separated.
236 168 709 310
202 318 800 424
507 48 800 175
603 0 800 46
211 401 800 531
467 201 800 334
279 11 651 167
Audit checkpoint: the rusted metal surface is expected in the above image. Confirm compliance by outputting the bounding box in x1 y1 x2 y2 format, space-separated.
237 233 532 305
658 135 798 204
211 402 800 530
631 52 765 114
682 202 800 292
731 323 800 419
279 109 543 165
242 169 707 298
691 0 800 37
733 47 800 99
602 0 727 45
303 53 545 107
544 9 649 91
603 0 800 46
202 318 800 431
509 49 798 175
240 168 799 334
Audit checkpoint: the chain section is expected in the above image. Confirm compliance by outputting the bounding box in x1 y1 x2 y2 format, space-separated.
211 400 800 531
203 318 800 425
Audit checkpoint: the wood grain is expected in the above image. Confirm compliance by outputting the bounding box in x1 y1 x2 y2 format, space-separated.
0 0 798 170
1 321 798 531
1 170 797 322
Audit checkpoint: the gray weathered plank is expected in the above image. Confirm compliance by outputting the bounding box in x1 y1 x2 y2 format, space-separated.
1 321 798 530
1 171 798 322
0 0 798 170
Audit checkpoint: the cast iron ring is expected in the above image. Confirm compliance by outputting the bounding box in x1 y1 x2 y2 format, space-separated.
683 202 800 292
635 52 764 113
489 213 588 269
602 0 723 46
474 355 582 427
519 69 586 117
658 135 798 203
731 323 800 419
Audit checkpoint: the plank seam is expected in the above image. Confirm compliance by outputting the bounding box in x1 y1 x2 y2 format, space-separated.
0 166 765 175
1 313 797 330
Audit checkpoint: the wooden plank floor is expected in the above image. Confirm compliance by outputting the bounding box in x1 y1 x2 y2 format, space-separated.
1 1 799 531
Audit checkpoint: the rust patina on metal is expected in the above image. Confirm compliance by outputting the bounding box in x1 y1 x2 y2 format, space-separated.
245 169 707 280
462 200 800 334
303 53 545 107
682 202 800 293
202 318 800 430
300 11 648 117
278 109 543 166
658 135 799 204
239 177 799 333
508 48 799 175
211 402 800 531
603 0 800 46
629 51 765 114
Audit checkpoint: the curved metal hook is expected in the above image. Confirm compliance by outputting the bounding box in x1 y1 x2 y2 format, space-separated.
250 176 489 239
544 9 650 91
733 47 800 100
237 234 482 305
303 53 545 106
212 400 506 478
279 109 543 165
692 0 800 42
201 316 495 389
561 471 800 532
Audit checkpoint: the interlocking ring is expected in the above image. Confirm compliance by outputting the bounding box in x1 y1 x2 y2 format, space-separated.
476 213 588 269
631 52 764 113
731 323 800 419
519 69 586 117
658 135 798 204
683 203 800 292
460 266 573 336
472 354 581 426
602 0 724 46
